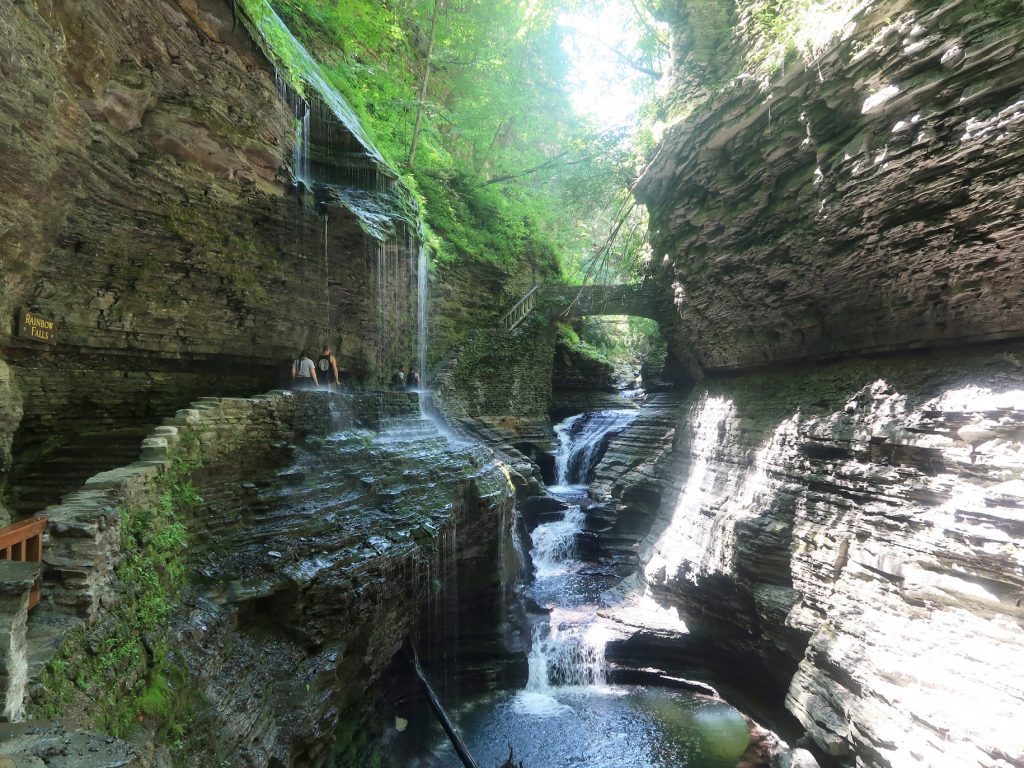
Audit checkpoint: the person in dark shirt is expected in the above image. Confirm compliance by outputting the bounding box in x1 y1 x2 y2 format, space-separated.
316 346 340 391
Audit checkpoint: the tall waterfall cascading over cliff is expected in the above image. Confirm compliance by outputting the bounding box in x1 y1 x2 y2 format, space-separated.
630 367 1024 768
252 0 426 383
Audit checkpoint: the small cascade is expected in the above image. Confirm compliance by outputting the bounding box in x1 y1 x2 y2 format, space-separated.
513 409 646 714
552 414 583 486
553 410 640 486
618 387 645 401
526 624 607 690
375 414 440 444
424 402 757 767
530 506 585 578
517 496 609 715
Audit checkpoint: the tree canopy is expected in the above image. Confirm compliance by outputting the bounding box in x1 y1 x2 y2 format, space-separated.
267 0 668 283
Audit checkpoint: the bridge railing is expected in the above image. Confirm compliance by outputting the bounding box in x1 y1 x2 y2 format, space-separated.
0 516 48 610
501 285 539 331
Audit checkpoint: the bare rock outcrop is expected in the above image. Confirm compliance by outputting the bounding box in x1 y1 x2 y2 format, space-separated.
637 0 1024 373
619 345 1024 767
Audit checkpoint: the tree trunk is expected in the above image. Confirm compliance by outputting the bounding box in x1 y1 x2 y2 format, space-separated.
408 0 442 168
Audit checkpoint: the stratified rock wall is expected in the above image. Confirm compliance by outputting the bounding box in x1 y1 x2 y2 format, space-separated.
629 345 1024 768
177 421 518 766
638 0 1024 372
0 0 410 510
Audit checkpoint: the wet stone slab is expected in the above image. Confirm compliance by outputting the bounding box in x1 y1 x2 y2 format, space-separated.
0 722 140 767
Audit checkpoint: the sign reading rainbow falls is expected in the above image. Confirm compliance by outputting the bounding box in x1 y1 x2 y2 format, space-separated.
19 310 57 345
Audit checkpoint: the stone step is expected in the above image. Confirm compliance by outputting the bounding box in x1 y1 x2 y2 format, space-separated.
0 560 40 722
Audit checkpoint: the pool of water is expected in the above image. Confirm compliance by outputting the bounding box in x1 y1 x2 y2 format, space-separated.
432 685 750 768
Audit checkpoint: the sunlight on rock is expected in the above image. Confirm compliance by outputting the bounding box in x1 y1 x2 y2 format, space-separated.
861 84 901 114
645 397 802 586
643 394 737 585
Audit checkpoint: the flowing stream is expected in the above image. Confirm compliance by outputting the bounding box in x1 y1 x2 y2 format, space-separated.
429 408 752 768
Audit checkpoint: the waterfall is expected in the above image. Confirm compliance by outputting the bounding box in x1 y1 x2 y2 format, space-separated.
525 623 607 691
520 503 609 711
552 410 640 486
530 506 585 577
514 409 646 715
262 4 422 384
417 243 428 390
517 503 611 716
323 216 331 334
294 101 310 188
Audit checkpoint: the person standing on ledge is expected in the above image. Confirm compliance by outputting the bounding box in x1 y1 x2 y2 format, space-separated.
408 368 421 389
317 345 340 391
392 364 407 390
292 350 318 390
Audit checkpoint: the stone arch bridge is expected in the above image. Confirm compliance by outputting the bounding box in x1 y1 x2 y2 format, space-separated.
502 284 659 330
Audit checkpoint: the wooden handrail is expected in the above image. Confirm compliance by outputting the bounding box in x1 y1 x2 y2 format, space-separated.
501 285 539 331
0 516 47 610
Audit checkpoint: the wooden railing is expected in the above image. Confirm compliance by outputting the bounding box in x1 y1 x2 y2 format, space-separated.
0 516 48 610
500 285 538 331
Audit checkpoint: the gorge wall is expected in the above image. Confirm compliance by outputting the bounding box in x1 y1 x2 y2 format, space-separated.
0 0 427 518
3 388 518 765
637 0 1024 374
597 2 1024 765
597 346 1024 768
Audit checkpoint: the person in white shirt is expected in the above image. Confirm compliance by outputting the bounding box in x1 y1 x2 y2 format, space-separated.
291 350 319 390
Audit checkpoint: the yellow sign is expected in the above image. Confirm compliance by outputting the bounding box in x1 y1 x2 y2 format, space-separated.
18 310 57 345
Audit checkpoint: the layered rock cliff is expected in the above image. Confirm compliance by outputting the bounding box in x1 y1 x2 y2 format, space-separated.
0 0 425 516
637 0 1024 374
596 345 1024 767
8 390 519 765
607 5 1024 761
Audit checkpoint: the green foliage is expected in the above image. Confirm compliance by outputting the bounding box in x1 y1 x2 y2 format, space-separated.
558 322 613 367
743 0 864 77
34 432 206 752
252 0 648 277
573 315 664 369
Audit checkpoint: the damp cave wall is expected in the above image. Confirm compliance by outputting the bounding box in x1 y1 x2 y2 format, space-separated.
0 0 425 518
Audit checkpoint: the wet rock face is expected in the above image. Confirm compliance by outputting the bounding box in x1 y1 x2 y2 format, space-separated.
551 338 615 392
0 362 21 523
0 722 141 766
0 0 402 510
585 393 687 577
638 1 1024 372
630 345 1024 767
177 427 520 766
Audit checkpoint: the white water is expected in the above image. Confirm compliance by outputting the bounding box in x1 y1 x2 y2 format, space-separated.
530 507 586 577
553 410 640 487
417 244 429 393
515 411 642 716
